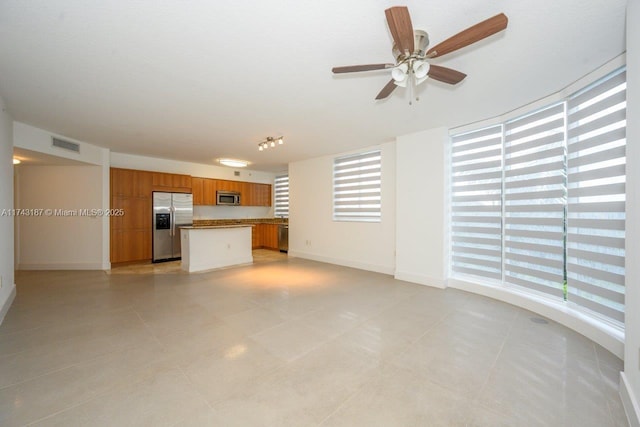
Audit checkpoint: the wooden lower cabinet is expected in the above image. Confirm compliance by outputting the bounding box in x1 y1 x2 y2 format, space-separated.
110 229 151 263
252 223 279 250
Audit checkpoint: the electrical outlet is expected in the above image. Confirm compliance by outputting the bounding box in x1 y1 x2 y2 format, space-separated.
227 243 231 249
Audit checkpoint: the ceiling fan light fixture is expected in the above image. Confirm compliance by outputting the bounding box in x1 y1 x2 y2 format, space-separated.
277 137 283 145
413 60 430 79
391 63 409 83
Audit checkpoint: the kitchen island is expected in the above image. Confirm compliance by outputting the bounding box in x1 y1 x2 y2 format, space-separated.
180 225 253 272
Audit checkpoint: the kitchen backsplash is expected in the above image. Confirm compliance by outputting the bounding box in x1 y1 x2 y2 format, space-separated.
193 205 273 219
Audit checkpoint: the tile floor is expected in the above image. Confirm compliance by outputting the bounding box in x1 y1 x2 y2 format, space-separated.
0 256 629 426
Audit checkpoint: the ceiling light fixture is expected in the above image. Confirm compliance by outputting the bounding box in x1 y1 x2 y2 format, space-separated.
257 136 284 151
12 158 21 165
219 158 248 168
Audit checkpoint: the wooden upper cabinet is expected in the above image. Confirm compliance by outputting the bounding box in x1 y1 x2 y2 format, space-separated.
203 179 216 205
111 168 152 198
152 172 192 193
192 177 204 205
172 174 192 189
240 182 251 206
252 183 272 206
189 177 273 207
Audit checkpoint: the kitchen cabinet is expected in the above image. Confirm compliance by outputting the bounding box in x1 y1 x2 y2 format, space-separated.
251 223 279 250
262 224 279 250
191 177 204 205
192 178 271 207
152 172 192 193
110 229 152 264
110 168 153 264
111 168 152 198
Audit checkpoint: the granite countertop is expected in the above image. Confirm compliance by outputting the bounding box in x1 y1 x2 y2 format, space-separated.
180 224 254 229
193 218 288 227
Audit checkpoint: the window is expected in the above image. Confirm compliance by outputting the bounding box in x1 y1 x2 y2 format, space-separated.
504 103 566 298
451 125 503 281
450 67 626 328
566 68 626 323
333 150 382 222
274 174 289 218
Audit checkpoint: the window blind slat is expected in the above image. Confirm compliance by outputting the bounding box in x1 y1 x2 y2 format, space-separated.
568 248 625 267
505 240 564 254
452 170 502 183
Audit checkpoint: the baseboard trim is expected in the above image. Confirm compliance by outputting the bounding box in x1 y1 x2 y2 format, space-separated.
18 262 104 270
288 251 394 275
394 271 446 289
0 283 16 326
621 373 640 427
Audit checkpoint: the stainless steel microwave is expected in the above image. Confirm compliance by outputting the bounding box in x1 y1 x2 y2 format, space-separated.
216 191 241 206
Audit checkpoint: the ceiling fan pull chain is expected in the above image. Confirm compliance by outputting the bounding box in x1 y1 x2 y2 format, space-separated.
408 65 413 105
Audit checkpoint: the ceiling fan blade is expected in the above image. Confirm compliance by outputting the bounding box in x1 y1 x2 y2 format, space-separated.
385 6 415 56
375 79 397 100
332 64 393 74
426 13 508 58
428 65 467 85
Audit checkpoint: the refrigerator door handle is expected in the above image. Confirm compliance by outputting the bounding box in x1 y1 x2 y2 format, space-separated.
170 205 175 237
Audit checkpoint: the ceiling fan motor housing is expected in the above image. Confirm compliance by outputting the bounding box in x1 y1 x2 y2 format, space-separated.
392 30 429 61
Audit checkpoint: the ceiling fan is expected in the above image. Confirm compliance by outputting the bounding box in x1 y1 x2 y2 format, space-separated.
332 6 508 102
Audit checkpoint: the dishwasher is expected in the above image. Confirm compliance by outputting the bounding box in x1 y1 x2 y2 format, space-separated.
278 224 288 253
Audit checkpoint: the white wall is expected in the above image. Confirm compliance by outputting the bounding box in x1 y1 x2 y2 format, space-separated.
395 127 448 287
289 142 396 275
16 165 105 270
13 122 106 166
13 122 111 269
622 0 640 423
0 96 15 324
193 205 271 220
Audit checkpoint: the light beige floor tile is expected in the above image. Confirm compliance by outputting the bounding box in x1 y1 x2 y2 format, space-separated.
507 310 599 362
0 342 170 426
221 305 286 335
0 323 157 388
182 338 284 404
390 323 505 397
249 318 331 362
321 364 471 427
478 340 614 426
31 368 209 427
0 307 144 357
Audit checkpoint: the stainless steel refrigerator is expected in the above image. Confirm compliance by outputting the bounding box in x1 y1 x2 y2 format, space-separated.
153 192 193 262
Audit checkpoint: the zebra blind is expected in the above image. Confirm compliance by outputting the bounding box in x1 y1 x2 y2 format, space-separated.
566 68 626 323
503 103 566 298
450 125 503 281
333 150 382 222
274 175 289 218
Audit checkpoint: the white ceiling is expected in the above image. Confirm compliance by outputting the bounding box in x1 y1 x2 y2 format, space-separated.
0 0 627 172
